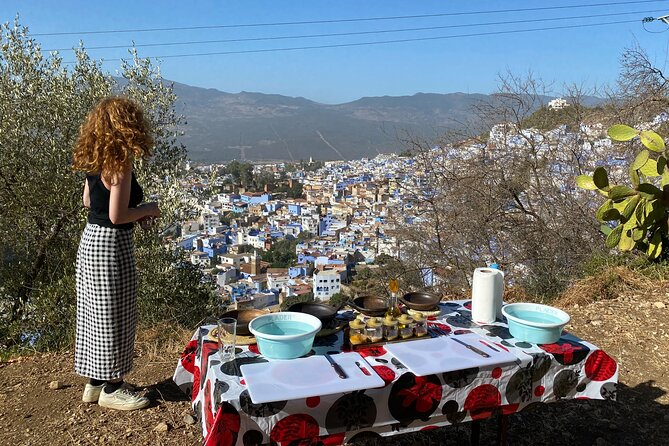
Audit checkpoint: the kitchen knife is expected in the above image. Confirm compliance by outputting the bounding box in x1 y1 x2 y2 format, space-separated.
324 353 348 379
451 337 491 358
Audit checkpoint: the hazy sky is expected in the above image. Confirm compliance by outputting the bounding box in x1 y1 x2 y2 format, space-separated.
3 0 669 103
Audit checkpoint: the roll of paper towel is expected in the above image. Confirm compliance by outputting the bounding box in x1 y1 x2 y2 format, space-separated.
471 267 505 324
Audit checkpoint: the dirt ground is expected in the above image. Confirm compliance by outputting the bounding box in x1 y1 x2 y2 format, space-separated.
1 273 668 446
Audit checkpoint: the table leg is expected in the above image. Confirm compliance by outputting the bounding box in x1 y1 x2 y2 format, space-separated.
470 420 481 446
497 413 509 446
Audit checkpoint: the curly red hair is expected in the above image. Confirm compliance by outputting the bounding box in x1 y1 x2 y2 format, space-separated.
72 96 153 179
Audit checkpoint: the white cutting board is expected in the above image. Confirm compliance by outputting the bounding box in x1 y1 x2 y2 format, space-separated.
240 352 385 404
384 333 519 376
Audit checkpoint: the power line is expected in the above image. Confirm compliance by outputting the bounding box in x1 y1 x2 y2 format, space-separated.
32 0 667 37
62 18 639 64
45 9 667 52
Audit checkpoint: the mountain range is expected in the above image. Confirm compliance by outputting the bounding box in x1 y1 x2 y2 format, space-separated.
171 81 594 162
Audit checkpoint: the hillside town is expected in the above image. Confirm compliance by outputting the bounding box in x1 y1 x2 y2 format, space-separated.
173 106 621 312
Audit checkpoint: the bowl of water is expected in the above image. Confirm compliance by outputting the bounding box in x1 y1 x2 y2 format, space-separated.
502 303 570 344
248 312 322 359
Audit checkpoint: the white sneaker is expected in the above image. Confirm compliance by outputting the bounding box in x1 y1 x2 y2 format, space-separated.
82 383 105 403
98 383 150 411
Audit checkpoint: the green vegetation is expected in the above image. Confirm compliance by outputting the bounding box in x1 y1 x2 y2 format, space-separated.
280 293 313 311
576 124 669 260
0 20 215 353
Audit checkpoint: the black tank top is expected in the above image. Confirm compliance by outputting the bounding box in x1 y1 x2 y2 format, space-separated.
86 172 144 229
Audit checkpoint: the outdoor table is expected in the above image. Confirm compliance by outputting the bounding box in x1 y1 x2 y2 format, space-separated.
172 300 618 446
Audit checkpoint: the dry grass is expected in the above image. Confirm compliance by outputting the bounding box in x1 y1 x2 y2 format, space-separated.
134 322 194 362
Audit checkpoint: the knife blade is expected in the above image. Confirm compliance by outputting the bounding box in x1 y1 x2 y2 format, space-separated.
324 353 348 379
451 337 491 358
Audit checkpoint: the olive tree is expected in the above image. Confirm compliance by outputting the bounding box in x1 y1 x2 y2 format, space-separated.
0 19 214 351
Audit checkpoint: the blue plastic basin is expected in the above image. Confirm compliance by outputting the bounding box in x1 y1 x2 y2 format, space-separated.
501 303 570 344
249 312 322 359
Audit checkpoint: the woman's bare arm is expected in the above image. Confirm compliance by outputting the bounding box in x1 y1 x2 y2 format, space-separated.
83 179 90 208
107 165 160 225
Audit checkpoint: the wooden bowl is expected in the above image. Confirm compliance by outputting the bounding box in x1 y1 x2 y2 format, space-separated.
348 296 388 317
399 291 441 311
219 309 268 336
287 302 342 325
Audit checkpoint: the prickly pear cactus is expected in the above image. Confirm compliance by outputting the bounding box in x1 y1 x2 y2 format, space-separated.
576 124 669 259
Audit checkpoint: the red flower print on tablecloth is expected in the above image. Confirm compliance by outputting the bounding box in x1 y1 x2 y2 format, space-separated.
200 340 219 387
204 402 241 446
248 343 260 354
192 366 201 401
372 365 396 385
356 345 387 358
427 322 451 334
464 384 501 420
584 350 617 381
284 432 347 446
180 339 198 374
203 379 214 432
540 339 590 365
270 414 320 444
389 373 442 424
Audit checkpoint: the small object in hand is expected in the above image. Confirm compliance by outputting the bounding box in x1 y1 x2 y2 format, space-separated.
139 216 154 230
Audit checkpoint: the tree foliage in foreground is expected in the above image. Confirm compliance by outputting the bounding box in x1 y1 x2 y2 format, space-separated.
0 19 215 352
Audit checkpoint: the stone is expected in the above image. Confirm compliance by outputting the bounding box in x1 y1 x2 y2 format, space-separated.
590 320 603 326
653 302 666 309
183 413 196 425
49 381 63 390
153 422 169 433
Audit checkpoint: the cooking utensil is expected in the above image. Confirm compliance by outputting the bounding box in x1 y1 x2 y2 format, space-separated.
348 296 388 317
218 309 268 336
399 291 441 311
287 302 342 325
324 353 348 379
451 337 490 358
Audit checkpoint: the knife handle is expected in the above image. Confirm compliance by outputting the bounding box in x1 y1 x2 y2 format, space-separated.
465 344 490 358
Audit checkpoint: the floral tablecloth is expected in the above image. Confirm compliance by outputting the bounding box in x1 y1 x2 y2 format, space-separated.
172 300 618 446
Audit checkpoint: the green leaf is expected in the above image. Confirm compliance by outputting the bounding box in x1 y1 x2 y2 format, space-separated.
595 200 613 222
593 167 609 190
629 167 640 187
608 124 638 141
619 230 635 251
640 158 659 177
575 174 597 190
631 150 650 170
658 155 667 174
608 185 637 201
647 231 663 259
600 224 613 236
621 195 640 220
662 171 669 188
605 225 623 248
632 228 645 242
602 208 621 221
640 130 666 152
636 183 663 199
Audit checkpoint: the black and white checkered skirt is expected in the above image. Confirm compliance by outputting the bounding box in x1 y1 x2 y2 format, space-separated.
75 223 137 380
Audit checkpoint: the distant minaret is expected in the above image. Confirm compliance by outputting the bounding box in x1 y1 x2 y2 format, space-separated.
309 156 314 165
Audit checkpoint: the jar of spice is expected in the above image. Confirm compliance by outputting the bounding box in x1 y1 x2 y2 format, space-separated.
413 312 428 337
397 314 414 339
348 318 367 345
365 317 384 343
382 315 399 341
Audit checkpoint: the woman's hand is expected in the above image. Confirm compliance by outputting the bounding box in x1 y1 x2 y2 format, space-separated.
141 201 161 218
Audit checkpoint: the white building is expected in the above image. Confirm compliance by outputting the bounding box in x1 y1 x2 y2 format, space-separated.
312 269 341 302
548 97 569 110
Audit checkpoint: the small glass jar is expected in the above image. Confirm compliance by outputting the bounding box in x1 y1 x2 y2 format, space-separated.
365 317 384 343
413 312 428 337
397 314 414 339
383 315 399 341
349 318 367 345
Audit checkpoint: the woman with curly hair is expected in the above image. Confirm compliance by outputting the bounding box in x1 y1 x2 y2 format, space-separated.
72 96 161 410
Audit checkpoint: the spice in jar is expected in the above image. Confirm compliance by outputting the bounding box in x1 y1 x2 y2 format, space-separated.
397 314 414 339
349 318 367 345
365 317 384 343
412 312 428 337
383 315 399 341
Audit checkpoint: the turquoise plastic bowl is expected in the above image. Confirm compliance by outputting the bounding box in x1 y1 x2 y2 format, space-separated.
502 303 570 344
249 312 322 360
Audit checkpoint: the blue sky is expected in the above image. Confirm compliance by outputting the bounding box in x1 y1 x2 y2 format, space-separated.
3 0 669 103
